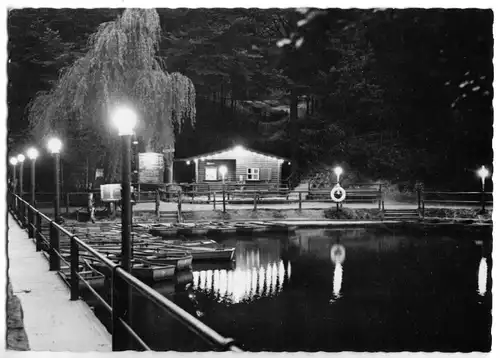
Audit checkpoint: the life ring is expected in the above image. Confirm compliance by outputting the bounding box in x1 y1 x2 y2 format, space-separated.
330 185 346 203
330 244 346 264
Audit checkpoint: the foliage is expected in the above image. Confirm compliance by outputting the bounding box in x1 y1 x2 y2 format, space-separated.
26 9 196 182
8 8 493 191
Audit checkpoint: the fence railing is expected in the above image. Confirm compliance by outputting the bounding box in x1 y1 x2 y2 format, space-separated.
8 192 243 352
419 191 493 212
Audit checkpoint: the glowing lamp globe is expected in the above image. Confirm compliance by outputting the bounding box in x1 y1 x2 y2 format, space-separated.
219 165 228 176
10 157 18 166
334 166 343 177
17 154 25 163
27 147 39 160
111 106 138 136
477 165 489 180
48 138 62 154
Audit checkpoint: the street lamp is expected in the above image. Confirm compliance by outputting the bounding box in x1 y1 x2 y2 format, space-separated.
48 137 63 223
27 148 39 207
334 166 343 184
477 165 490 213
219 165 228 184
17 154 25 198
9 157 18 194
111 105 137 275
111 105 137 351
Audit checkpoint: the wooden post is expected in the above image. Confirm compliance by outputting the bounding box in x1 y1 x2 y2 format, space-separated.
177 191 182 223
155 190 160 221
222 186 226 213
253 193 258 211
417 188 421 210
299 192 302 211
137 184 141 202
191 189 195 204
422 200 425 218
378 184 382 210
213 191 216 210
88 193 96 223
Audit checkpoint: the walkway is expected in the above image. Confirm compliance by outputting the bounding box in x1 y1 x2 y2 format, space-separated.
7 214 111 352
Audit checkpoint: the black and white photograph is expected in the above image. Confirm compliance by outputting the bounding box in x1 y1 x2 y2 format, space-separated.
3 1 496 354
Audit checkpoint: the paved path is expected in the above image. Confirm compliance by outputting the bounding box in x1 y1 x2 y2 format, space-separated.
7 214 111 352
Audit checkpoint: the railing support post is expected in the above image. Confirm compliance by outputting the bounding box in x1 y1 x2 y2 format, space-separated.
213 192 216 210
27 205 33 238
112 273 130 351
253 194 258 211
299 192 302 211
49 221 60 271
70 237 80 300
35 212 42 252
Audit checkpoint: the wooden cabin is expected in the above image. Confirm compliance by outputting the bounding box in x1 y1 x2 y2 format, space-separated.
178 146 290 191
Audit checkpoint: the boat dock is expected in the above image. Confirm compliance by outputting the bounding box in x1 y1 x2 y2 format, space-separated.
7 214 111 352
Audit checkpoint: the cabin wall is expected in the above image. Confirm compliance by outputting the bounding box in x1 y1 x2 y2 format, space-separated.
195 151 282 187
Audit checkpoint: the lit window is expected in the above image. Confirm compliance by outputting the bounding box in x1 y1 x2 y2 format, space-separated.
205 167 217 181
247 168 260 181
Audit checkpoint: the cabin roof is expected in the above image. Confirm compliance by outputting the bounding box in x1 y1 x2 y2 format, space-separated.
176 145 290 162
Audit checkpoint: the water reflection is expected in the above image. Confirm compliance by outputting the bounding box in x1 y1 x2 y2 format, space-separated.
192 242 292 303
477 258 487 296
330 244 346 302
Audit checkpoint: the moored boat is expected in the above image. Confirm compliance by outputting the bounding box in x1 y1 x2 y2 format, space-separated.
162 244 235 261
90 260 176 282
131 262 176 282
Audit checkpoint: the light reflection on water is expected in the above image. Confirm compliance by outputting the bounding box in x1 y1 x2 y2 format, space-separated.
192 258 291 303
123 228 491 352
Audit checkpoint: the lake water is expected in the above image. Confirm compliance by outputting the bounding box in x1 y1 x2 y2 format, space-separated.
86 226 492 352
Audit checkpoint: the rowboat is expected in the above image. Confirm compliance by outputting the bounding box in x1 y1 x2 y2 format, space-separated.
162 244 235 261
133 250 193 272
90 261 176 283
60 265 106 291
131 263 176 282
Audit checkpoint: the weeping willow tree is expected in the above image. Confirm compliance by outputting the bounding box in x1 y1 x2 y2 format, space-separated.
28 9 196 184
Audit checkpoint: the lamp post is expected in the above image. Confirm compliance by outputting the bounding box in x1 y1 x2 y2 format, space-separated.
9 157 18 211
9 157 18 194
27 148 39 207
477 165 490 213
334 166 343 185
111 106 137 274
17 154 25 198
111 105 137 351
48 138 62 223
27 148 39 239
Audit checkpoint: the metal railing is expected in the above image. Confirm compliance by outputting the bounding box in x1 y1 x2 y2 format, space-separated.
8 192 243 352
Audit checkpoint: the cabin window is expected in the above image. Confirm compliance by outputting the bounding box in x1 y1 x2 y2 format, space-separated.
247 168 260 181
205 167 218 181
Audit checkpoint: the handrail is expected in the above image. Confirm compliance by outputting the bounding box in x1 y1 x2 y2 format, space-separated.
8 193 243 352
